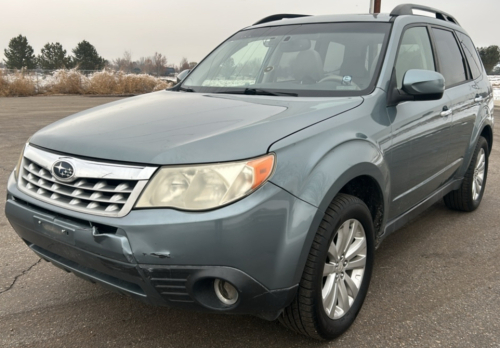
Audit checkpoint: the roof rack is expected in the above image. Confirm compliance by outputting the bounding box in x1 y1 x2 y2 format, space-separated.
253 14 310 26
390 4 460 26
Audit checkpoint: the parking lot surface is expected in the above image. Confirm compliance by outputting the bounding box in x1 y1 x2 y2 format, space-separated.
0 96 499 348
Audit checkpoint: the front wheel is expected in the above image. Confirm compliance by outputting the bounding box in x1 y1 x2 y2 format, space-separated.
444 136 489 212
279 193 375 340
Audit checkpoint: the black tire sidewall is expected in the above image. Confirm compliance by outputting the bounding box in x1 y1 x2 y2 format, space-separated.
469 137 489 210
314 200 375 339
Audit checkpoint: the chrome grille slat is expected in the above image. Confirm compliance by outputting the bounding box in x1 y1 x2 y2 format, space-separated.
18 145 157 217
23 164 134 193
22 174 129 204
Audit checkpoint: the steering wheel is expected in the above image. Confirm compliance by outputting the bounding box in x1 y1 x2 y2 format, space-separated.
318 74 360 90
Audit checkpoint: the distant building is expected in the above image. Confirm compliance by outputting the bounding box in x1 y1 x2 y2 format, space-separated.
164 67 175 76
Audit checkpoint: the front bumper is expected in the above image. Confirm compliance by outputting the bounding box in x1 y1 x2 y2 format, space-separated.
5 171 318 320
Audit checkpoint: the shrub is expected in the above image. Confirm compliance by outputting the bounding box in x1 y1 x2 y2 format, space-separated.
0 69 37 97
0 69 174 97
0 70 8 96
87 71 171 94
49 69 88 94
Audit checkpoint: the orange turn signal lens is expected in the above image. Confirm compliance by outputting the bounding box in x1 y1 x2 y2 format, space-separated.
247 154 275 189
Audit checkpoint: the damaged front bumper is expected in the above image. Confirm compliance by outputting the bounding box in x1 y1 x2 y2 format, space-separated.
5 171 318 320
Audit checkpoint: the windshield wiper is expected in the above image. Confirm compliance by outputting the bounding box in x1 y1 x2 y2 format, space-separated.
179 86 195 92
217 88 298 97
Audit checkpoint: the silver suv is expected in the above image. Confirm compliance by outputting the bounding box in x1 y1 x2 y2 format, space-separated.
5 3 494 340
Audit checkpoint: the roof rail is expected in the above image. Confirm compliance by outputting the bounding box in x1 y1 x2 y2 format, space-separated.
253 14 310 26
390 4 460 26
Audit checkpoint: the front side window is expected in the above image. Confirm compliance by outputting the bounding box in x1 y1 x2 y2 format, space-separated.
182 23 391 97
395 27 436 89
432 28 467 87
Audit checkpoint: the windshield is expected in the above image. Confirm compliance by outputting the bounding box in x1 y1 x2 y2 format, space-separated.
182 22 391 97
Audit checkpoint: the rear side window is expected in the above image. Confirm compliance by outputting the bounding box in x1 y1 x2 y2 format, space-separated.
432 28 467 87
395 27 436 89
457 32 483 79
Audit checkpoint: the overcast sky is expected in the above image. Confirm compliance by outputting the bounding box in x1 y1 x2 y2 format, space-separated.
1 0 498 67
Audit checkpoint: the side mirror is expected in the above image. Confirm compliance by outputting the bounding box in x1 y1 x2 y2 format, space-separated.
176 69 190 83
387 69 445 106
402 69 445 100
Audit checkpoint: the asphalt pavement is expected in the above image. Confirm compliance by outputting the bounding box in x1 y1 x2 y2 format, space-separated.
0 96 499 348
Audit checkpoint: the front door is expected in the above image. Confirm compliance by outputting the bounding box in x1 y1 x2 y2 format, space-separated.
386 26 454 219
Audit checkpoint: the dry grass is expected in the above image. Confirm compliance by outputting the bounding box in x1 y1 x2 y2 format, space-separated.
0 69 38 97
50 69 87 94
85 71 170 95
0 70 8 96
0 69 174 97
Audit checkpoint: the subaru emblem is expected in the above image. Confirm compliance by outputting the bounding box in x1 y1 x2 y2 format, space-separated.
52 160 75 182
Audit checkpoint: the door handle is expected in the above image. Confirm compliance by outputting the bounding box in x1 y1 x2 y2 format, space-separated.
441 107 452 117
474 95 483 103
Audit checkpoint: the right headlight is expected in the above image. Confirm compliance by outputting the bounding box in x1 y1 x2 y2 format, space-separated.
135 154 275 211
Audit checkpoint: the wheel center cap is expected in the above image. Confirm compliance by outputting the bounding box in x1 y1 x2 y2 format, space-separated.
336 262 345 273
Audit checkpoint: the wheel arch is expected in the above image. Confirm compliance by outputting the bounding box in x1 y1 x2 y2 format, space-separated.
315 164 387 241
282 140 391 286
480 124 493 155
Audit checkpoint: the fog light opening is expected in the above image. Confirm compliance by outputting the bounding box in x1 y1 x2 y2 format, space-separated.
214 279 239 305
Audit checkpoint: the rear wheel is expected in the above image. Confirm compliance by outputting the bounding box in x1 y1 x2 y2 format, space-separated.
444 136 489 212
279 193 375 340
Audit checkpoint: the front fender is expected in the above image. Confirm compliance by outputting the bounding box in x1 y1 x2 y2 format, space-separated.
270 136 392 286
268 90 392 284
270 125 391 208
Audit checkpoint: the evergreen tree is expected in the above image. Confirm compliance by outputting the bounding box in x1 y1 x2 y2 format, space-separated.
38 42 71 70
72 40 106 70
477 45 500 74
3 35 37 69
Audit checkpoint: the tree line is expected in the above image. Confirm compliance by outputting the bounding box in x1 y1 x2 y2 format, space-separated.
1 35 197 76
3 34 500 75
112 51 197 76
478 46 500 75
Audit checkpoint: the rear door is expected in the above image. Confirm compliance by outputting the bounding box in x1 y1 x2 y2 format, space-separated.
430 27 480 169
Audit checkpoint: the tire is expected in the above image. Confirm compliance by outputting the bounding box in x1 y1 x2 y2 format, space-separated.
444 136 489 212
279 193 375 340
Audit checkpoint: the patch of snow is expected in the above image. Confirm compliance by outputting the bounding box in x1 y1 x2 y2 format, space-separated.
488 76 500 100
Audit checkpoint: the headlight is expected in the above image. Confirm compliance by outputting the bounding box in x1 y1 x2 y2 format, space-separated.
14 144 27 181
136 154 275 210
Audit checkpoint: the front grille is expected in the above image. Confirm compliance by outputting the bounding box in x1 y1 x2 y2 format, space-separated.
18 145 157 217
22 158 134 214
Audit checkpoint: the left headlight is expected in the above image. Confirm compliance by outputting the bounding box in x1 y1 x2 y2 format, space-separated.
135 154 275 210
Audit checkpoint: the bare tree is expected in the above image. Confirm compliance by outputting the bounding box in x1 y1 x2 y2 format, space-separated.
113 50 133 73
179 57 190 71
152 52 167 76
134 57 154 74
143 57 154 75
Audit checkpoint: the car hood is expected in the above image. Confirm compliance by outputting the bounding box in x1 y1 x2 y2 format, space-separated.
30 91 363 165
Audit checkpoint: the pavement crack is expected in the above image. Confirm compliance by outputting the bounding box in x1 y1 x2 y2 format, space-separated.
0 258 42 295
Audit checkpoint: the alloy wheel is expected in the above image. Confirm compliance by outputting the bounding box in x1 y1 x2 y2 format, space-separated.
473 148 486 201
322 219 367 319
